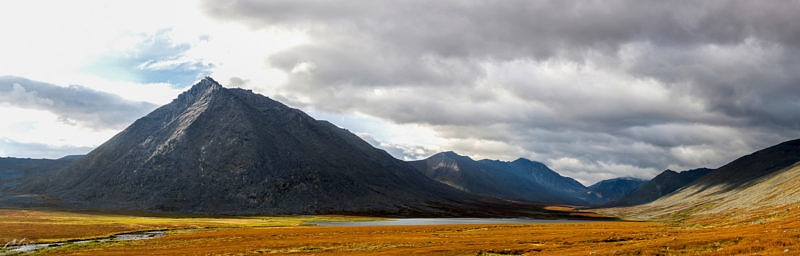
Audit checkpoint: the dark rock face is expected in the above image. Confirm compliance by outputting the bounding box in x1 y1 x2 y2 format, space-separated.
409 152 601 205
608 168 711 206
587 177 647 203
22 78 479 215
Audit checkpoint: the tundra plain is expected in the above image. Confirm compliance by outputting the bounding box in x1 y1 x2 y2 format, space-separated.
2 204 799 256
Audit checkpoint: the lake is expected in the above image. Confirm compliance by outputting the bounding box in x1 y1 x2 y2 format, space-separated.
307 218 604 226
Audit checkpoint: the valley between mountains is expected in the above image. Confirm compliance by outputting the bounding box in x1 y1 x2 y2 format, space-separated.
2 78 800 255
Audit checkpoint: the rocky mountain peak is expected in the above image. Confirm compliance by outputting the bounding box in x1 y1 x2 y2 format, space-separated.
196 76 222 89
24 77 477 215
511 158 546 168
179 76 222 98
163 77 225 113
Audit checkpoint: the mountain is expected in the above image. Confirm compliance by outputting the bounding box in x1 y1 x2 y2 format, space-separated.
0 156 79 208
688 139 800 189
587 177 647 203
409 152 601 205
603 139 800 220
607 168 711 207
17 77 500 215
0 157 77 191
57 155 84 160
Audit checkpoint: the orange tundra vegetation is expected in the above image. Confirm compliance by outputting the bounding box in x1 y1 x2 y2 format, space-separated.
0 208 379 243
20 206 800 255
10 204 796 256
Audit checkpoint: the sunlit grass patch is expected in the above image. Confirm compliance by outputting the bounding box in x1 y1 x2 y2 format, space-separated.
0 207 387 244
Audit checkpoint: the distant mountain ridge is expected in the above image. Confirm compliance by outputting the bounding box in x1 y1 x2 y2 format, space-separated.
603 139 800 220
410 152 602 205
0 157 78 191
688 139 800 190
587 177 647 203
607 168 711 207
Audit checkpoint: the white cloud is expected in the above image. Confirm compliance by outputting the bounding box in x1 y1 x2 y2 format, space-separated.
0 106 118 147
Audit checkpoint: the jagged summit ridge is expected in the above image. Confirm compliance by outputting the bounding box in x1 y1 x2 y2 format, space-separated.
185 77 222 97
174 77 222 104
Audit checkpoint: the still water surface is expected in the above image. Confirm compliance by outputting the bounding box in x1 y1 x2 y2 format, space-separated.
308 218 602 226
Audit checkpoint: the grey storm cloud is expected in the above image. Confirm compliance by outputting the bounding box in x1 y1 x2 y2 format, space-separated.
202 0 800 184
0 76 157 129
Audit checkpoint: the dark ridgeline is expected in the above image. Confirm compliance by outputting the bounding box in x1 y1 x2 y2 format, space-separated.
0 157 78 191
17 78 490 215
687 139 800 190
604 139 800 220
410 151 603 205
587 177 647 203
606 168 711 207
0 157 80 207
610 140 800 207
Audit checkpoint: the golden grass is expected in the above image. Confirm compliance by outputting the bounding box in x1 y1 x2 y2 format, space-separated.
4 205 800 255
0 207 383 243
37 218 800 256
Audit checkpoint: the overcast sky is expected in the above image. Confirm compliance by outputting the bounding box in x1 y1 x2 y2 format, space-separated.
2 0 800 185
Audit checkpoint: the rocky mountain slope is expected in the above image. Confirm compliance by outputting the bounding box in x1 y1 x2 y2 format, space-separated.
602 139 800 220
18 78 511 216
606 168 711 207
409 152 601 205
587 177 647 203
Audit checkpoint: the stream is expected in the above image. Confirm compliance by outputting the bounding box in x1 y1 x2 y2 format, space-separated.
1 218 606 254
1 230 165 254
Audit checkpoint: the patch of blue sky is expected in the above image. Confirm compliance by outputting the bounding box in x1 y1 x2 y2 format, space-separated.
81 30 212 88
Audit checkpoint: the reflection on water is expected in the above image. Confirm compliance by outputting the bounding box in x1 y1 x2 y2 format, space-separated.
307 218 604 227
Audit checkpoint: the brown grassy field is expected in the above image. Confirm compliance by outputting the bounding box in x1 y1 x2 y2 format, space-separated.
3 205 800 255
0 207 382 243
